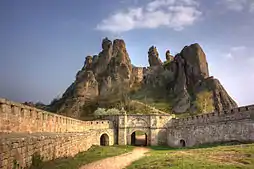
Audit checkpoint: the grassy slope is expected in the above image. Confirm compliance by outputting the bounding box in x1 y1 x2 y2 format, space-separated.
127 143 254 169
129 86 173 114
33 145 134 169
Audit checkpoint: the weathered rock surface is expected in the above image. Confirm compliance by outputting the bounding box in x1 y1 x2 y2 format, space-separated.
143 43 237 113
49 38 133 118
48 39 237 118
148 46 162 67
165 50 174 62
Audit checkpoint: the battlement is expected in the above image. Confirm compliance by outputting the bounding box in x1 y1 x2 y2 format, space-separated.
171 105 254 127
0 98 113 133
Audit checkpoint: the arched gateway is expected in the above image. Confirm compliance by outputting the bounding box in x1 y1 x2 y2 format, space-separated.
102 105 254 147
100 133 109 146
117 114 173 146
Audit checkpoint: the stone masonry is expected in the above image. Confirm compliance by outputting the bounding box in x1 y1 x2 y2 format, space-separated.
0 97 254 169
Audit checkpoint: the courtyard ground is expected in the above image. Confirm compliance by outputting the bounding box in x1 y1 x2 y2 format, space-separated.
127 143 254 169
34 143 254 169
34 145 134 169
79 147 149 169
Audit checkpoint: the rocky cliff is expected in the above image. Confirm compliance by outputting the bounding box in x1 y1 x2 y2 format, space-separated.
48 38 237 119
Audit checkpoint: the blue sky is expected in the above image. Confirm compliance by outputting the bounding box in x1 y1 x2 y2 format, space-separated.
0 0 254 106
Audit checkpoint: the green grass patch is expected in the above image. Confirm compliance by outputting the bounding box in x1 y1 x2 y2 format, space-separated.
135 131 146 136
127 143 254 169
35 145 134 169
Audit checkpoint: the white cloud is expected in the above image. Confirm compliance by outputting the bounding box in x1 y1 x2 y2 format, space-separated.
222 0 254 12
96 0 201 33
223 46 247 59
223 0 247 11
224 53 233 59
231 46 246 52
250 2 254 12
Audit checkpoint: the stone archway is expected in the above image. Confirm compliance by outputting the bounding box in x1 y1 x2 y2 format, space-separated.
180 139 186 147
130 130 148 146
100 133 109 146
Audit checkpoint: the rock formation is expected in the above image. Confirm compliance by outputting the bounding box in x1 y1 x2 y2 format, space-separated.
48 38 237 118
165 50 174 62
148 46 162 67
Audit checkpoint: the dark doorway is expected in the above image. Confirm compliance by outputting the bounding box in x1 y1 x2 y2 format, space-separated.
180 139 186 147
131 131 147 146
100 134 109 146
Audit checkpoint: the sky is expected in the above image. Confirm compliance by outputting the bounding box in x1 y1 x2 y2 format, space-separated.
0 0 254 106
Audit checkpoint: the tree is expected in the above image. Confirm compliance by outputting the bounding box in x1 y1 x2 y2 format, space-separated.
94 108 106 117
194 91 214 114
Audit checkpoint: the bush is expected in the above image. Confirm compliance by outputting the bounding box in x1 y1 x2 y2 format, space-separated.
94 108 120 117
194 91 214 114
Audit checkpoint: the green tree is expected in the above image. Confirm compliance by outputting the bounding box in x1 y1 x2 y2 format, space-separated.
195 91 214 114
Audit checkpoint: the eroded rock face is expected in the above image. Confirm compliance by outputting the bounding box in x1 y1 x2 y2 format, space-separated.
144 44 237 114
93 37 113 75
49 38 133 118
99 39 132 106
180 43 209 88
166 50 174 62
148 46 162 67
48 39 237 118
172 54 190 113
204 77 237 111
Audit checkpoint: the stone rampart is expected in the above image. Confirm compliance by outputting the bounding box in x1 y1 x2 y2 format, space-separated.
0 129 114 169
170 105 254 127
167 105 254 147
0 98 113 133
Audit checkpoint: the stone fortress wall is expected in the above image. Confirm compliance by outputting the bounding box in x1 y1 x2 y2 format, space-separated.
167 105 254 147
0 98 115 169
0 97 254 169
0 98 113 133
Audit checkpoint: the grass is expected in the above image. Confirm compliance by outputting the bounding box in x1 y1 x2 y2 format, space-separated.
135 131 146 136
35 145 134 169
127 143 254 169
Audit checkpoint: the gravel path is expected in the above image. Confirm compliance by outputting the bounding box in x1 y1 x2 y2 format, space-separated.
79 147 149 169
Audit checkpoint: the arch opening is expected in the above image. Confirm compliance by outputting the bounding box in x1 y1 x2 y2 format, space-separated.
100 134 109 146
131 131 147 146
180 139 186 147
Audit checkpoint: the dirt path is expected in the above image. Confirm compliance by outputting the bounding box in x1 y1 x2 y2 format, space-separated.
79 147 149 169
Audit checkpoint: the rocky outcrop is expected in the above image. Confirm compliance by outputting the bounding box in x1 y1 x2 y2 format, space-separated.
99 39 132 106
143 43 237 113
204 77 237 111
48 39 237 118
172 54 190 113
166 50 174 62
148 46 162 67
49 38 133 118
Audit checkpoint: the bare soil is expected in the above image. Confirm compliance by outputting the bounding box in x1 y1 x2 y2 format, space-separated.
79 147 149 169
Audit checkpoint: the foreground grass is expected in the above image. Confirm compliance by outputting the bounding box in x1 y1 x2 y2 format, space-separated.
127 143 254 169
34 145 134 169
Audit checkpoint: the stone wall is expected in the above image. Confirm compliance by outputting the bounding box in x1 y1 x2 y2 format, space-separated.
167 105 254 147
0 98 113 133
117 114 173 146
0 129 114 169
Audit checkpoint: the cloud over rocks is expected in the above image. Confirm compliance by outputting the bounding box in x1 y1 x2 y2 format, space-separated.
96 0 202 33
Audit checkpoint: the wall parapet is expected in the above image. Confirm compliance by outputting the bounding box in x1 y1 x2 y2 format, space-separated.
170 105 254 127
0 98 113 133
